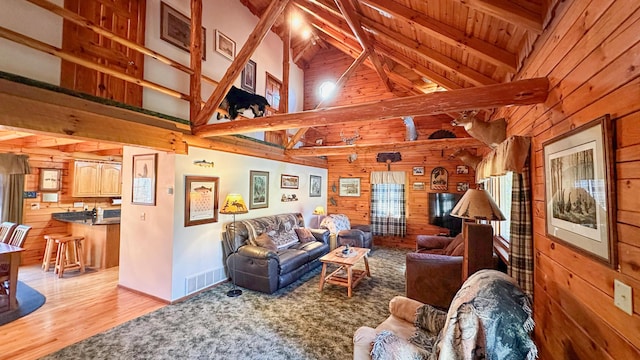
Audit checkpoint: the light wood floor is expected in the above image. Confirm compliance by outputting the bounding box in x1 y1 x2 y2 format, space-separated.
0 264 166 360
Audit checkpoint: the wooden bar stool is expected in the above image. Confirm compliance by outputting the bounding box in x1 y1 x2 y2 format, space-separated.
54 235 86 278
42 233 70 271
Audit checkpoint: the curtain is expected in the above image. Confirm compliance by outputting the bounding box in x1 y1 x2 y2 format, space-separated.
370 171 406 236
508 166 534 297
0 154 30 223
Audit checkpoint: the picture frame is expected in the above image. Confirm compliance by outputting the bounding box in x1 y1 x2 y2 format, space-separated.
413 182 425 191
249 170 269 209
456 165 469 174
132 154 157 206
280 174 299 189
185 176 219 227
215 29 235 60
430 167 448 190
241 60 256 93
339 177 360 197
412 166 425 176
457 182 469 192
543 114 616 267
160 2 206 60
39 168 61 192
310 175 322 197
265 72 282 111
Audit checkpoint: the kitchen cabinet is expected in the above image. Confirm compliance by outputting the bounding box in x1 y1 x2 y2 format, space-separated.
70 222 120 269
72 160 122 197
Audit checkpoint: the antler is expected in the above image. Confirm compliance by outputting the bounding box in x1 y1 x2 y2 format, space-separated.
340 130 360 145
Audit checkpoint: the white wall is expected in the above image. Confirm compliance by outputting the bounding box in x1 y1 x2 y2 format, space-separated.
121 145 327 302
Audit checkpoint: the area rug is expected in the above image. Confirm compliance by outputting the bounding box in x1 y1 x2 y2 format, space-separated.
43 247 409 359
0 281 46 326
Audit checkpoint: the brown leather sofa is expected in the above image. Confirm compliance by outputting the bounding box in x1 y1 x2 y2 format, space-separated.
405 224 495 309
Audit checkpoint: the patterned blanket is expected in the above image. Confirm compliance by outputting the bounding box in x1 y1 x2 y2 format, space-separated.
242 213 300 250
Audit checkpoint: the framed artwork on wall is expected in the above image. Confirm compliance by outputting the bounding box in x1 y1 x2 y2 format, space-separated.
280 174 299 189
456 165 469 174
543 114 617 267
412 166 425 176
39 168 61 192
249 170 269 209
430 167 448 190
215 29 235 60
132 154 157 206
185 176 219 227
339 177 360 197
241 60 256 93
160 2 206 60
413 182 425 191
310 175 321 197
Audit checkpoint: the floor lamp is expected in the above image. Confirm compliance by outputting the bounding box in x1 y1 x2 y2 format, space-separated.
450 188 505 280
220 193 248 297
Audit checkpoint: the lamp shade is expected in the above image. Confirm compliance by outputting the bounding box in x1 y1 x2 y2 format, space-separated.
219 194 248 215
313 206 325 215
450 189 505 221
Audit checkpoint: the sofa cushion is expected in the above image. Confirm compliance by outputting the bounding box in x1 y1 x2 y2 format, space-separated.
449 243 464 256
294 228 316 243
443 234 463 255
290 240 329 260
253 232 277 252
277 249 309 274
270 229 300 249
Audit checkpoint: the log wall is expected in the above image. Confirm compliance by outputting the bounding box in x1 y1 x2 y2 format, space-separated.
493 0 640 357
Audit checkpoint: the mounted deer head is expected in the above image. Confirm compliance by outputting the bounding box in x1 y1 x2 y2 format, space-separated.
340 129 360 145
451 110 506 149
449 148 482 170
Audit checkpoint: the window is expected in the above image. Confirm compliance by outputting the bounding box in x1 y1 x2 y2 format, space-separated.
371 183 406 236
483 172 513 241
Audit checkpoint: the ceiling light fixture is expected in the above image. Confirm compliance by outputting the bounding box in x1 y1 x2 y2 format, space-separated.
319 81 336 100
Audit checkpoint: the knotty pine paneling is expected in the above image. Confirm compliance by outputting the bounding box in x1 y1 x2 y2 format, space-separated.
491 0 640 357
22 158 118 265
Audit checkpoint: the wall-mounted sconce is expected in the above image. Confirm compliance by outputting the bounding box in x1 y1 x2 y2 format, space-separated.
193 160 214 168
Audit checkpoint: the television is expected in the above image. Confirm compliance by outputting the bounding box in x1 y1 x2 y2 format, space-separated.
428 192 463 236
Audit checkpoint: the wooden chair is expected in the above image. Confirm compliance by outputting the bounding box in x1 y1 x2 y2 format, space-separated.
1 224 31 294
0 222 17 243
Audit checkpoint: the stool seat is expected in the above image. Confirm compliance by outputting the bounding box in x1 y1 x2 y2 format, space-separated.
54 235 86 278
42 233 71 272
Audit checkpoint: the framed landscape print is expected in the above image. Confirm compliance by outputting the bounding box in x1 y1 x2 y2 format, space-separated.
339 177 360 197
184 176 219 227
132 154 157 205
215 29 235 60
160 2 206 60
249 170 269 209
543 114 616 267
310 175 321 197
39 168 61 192
281 174 299 189
412 166 425 176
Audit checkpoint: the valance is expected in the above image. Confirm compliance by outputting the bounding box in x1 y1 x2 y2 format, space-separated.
0 154 30 174
370 171 406 184
476 136 530 181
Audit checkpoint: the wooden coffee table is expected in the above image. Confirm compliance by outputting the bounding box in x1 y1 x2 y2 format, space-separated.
319 246 370 297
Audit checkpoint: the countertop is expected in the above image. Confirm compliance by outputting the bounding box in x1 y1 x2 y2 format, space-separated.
57 217 121 225
52 210 121 226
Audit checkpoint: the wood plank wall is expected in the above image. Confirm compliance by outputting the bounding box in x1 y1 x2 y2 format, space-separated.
22 155 117 266
304 47 477 248
492 0 640 357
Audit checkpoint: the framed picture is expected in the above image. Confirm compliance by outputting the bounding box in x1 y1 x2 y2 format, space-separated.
215 29 235 60
281 174 299 189
457 182 469 192
39 168 61 192
413 182 425 191
339 177 360 197
132 154 157 205
412 166 425 176
543 114 616 266
456 165 469 174
430 167 448 190
310 175 322 197
249 170 269 209
265 72 282 111
185 176 219 227
241 60 256 93
160 2 206 60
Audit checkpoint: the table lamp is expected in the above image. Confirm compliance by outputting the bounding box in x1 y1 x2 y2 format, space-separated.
220 193 248 297
450 188 505 280
312 205 325 228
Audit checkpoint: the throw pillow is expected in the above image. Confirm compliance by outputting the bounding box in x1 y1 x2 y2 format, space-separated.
253 232 277 252
371 331 429 360
294 228 316 243
443 234 464 255
449 243 464 256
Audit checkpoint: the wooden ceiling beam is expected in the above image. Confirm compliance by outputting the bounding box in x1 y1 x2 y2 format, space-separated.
455 0 543 34
193 77 549 137
334 0 392 92
361 18 498 87
294 1 357 43
359 0 517 71
286 137 486 156
193 0 290 128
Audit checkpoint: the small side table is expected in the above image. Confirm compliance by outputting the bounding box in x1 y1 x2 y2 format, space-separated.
319 246 371 297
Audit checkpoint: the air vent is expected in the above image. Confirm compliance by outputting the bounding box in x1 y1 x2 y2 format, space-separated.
185 268 218 295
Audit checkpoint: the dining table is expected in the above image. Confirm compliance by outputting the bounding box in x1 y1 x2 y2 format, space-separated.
0 242 24 312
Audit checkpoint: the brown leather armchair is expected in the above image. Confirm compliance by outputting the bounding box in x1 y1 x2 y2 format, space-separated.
406 224 495 309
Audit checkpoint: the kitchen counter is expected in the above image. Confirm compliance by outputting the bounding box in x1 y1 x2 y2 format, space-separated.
56 217 121 225
52 210 120 225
